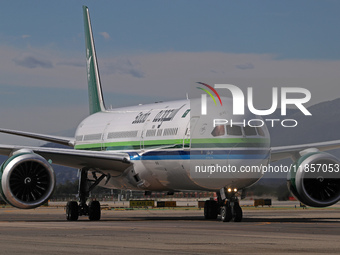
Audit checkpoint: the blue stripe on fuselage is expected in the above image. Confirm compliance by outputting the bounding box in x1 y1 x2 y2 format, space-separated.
127 149 270 161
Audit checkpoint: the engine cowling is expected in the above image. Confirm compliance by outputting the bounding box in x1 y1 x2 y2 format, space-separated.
288 151 340 207
0 150 56 209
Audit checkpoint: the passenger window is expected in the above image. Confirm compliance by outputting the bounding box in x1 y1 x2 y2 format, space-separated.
244 126 257 136
211 125 225 137
256 127 265 136
226 125 242 136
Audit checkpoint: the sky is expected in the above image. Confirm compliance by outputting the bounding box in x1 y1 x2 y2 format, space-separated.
0 0 340 145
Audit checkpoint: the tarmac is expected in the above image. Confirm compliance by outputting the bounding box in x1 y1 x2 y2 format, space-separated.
0 203 339 254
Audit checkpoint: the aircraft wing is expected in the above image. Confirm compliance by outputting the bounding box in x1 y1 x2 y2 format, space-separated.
0 128 75 147
0 144 132 175
271 140 340 162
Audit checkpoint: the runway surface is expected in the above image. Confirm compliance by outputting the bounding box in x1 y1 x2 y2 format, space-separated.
0 206 339 254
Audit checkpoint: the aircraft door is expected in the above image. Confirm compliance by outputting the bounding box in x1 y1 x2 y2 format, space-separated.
140 119 153 151
101 121 111 151
183 116 199 149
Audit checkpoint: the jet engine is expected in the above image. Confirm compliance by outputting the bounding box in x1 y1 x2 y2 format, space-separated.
0 150 56 209
288 151 340 207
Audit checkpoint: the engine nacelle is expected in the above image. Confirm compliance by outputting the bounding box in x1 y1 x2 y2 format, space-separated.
288 151 340 207
0 150 56 209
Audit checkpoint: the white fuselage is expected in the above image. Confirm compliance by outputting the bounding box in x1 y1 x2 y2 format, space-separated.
74 97 271 192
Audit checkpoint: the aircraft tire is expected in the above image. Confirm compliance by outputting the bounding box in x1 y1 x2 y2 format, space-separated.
220 205 232 222
204 200 218 219
66 201 79 221
89 200 101 221
233 202 243 222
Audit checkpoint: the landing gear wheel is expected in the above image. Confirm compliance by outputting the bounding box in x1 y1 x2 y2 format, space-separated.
217 188 243 223
220 205 232 222
66 201 79 221
233 202 243 222
204 200 218 219
88 200 101 221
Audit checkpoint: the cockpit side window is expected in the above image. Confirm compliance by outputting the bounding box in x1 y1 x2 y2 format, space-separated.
226 125 243 136
256 127 265 136
211 125 225 137
244 125 257 136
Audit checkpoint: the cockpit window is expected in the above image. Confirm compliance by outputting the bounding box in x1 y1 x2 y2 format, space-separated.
211 125 225 137
256 127 265 136
226 125 243 136
244 125 257 136
212 125 265 137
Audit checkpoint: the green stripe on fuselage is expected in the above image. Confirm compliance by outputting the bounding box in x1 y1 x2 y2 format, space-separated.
191 138 269 148
74 138 270 151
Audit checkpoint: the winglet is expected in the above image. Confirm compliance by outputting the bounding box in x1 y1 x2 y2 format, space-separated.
83 6 106 114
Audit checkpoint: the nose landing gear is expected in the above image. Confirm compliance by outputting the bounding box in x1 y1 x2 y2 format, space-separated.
204 188 243 222
220 199 243 222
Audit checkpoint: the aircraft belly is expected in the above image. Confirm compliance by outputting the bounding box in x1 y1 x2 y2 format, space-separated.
134 158 267 191
98 156 268 192
139 159 201 190
87 147 269 193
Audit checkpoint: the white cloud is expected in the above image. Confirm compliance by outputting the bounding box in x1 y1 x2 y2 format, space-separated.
57 60 85 67
2 44 340 106
235 63 254 70
102 58 144 78
0 45 85 90
99 52 340 108
0 104 87 145
99 32 110 40
13 54 53 69
1 43 340 137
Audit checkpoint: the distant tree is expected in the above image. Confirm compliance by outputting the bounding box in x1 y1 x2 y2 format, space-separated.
51 179 114 199
246 182 291 201
247 184 273 197
276 184 291 201
52 180 78 198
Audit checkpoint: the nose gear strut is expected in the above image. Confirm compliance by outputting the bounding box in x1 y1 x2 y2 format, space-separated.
203 187 243 222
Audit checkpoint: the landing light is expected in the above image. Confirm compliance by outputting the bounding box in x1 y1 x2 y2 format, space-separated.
227 188 237 193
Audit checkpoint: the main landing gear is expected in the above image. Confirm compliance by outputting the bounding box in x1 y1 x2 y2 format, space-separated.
66 169 106 221
204 188 243 222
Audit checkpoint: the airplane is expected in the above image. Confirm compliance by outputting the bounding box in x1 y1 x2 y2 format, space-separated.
0 6 339 222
